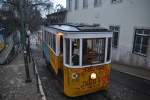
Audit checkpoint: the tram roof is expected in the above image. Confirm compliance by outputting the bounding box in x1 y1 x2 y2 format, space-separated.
48 24 110 32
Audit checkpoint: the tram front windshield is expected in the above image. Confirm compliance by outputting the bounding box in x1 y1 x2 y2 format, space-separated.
82 38 105 65
65 38 111 67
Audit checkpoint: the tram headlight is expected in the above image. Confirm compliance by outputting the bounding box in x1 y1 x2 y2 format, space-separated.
91 73 96 79
71 73 79 80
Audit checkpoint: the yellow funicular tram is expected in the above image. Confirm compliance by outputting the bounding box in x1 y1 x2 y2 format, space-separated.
42 24 112 97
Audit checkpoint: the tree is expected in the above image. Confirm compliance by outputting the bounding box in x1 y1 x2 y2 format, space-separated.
0 0 53 82
0 9 20 35
55 4 65 12
28 8 42 32
0 0 53 46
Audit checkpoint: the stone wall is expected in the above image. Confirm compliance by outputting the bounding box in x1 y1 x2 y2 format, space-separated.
112 44 150 69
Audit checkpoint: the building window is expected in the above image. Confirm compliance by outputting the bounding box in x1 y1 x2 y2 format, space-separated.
94 0 101 7
111 0 122 4
133 29 150 56
83 0 88 9
109 26 120 48
68 0 72 11
75 0 79 10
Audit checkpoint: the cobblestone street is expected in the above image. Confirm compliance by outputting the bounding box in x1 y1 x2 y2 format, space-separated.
32 48 150 100
0 48 150 100
0 0 150 100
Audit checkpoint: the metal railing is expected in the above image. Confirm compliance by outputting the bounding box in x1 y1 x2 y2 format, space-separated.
31 54 47 100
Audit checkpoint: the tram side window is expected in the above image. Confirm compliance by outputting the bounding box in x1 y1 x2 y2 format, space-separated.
51 34 56 52
82 38 105 65
65 39 70 65
44 31 47 42
107 38 112 61
46 32 49 43
50 33 53 48
49 33 51 47
72 39 80 66
54 34 56 52
47 32 49 44
48 32 51 46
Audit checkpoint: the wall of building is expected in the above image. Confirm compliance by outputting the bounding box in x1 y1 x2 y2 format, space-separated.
66 0 150 69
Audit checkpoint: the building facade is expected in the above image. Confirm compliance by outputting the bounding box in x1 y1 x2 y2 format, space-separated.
66 0 150 69
46 10 67 25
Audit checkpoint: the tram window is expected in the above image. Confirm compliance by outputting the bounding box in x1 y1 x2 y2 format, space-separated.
49 33 51 47
50 33 52 47
54 35 56 52
52 34 56 52
65 39 70 65
60 36 63 54
51 33 53 48
44 31 47 42
49 33 51 46
47 32 49 44
72 39 80 66
107 38 111 61
82 38 105 65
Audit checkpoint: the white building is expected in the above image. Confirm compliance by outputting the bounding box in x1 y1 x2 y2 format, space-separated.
66 0 150 69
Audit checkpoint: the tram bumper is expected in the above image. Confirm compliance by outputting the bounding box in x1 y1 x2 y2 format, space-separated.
63 64 111 97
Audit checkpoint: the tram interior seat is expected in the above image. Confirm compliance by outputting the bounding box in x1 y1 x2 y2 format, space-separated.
83 48 98 65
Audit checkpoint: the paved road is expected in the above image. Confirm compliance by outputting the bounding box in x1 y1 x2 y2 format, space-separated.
33 49 150 100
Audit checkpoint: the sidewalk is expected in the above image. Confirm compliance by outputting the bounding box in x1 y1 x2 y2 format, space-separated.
112 63 150 80
0 53 41 100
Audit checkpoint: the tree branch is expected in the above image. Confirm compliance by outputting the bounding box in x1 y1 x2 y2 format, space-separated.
30 3 53 8
0 0 17 6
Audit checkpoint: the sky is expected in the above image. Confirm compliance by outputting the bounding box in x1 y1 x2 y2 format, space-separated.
41 0 66 18
53 0 66 8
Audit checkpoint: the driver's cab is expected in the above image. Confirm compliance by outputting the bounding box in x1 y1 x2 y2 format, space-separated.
47 24 112 70
60 25 112 68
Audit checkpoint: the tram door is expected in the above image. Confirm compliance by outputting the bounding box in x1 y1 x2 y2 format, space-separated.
59 35 64 85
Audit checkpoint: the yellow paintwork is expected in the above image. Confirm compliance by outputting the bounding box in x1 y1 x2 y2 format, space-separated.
48 46 111 97
63 64 111 97
49 47 63 74
0 43 5 51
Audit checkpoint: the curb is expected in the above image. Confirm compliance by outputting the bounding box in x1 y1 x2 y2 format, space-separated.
112 68 150 81
33 58 47 100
